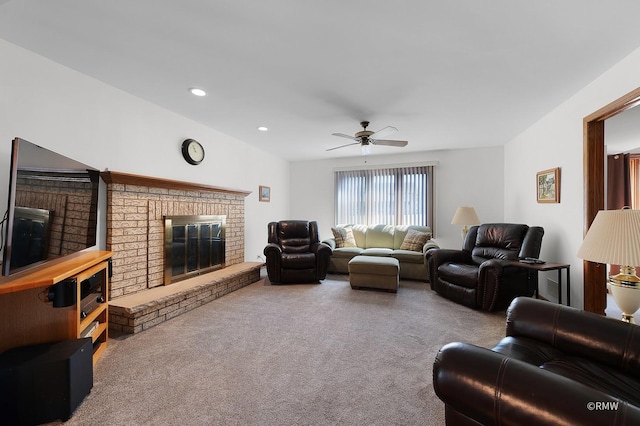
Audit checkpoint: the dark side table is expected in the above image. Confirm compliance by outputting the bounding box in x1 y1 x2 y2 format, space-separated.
508 261 571 306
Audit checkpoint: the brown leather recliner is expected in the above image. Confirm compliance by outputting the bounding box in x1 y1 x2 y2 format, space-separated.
433 297 640 425
428 223 544 311
264 220 332 284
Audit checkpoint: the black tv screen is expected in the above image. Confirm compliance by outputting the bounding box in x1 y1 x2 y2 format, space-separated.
1 138 100 276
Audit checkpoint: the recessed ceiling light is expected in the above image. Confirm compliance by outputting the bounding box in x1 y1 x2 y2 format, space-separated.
189 88 206 97
257 126 269 132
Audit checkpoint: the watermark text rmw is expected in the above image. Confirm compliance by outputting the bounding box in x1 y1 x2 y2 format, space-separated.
587 401 619 411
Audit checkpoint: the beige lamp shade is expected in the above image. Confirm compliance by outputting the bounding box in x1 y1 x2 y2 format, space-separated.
577 208 640 323
451 207 480 226
576 209 640 267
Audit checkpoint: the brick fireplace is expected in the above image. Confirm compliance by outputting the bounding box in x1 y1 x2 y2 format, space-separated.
102 171 250 299
103 172 263 334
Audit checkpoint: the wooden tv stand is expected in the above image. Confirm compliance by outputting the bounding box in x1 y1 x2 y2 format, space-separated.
0 250 112 365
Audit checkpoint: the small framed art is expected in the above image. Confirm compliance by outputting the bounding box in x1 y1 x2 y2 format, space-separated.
536 167 560 203
259 185 270 202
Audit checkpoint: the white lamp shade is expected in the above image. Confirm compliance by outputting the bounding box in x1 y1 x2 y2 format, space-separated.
451 207 480 226
577 209 640 266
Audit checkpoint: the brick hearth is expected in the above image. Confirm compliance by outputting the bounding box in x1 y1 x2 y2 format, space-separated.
109 262 262 333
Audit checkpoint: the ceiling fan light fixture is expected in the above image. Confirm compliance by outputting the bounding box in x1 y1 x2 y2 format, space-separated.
328 121 407 154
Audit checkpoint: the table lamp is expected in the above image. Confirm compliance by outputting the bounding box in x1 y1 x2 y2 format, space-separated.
451 206 480 241
576 208 640 323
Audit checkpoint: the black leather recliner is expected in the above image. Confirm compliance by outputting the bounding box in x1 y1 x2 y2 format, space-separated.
428 223 544 311
433 297 640 425
264 220 332 284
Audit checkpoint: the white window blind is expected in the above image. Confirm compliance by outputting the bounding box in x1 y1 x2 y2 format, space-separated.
334 165 433 227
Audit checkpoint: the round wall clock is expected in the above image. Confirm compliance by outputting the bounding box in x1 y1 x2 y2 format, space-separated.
181 139 205 165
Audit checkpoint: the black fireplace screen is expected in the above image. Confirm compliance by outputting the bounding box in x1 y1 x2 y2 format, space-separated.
164 215 226 284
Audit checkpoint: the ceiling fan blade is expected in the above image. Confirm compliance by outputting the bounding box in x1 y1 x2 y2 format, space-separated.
371 139 408 147
326 141 361 151
331 132 358 141
370 126 398 140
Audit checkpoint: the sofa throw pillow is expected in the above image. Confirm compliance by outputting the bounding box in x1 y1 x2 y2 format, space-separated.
331 227 357 248
400 229 431 252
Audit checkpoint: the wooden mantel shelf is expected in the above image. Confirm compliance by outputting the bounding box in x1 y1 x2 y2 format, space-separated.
101 171 251 197
0 250 113 294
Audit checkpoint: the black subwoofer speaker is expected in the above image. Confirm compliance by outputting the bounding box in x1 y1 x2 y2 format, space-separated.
0 338 93 425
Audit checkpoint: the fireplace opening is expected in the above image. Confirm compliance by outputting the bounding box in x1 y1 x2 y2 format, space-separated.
164 215 226 284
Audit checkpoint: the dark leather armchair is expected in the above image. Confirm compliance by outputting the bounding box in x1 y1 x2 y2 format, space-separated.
433 297 640 425
264 220 332 284
428 223 544 311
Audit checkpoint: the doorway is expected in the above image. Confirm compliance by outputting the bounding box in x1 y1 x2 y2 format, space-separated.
583 87 640 314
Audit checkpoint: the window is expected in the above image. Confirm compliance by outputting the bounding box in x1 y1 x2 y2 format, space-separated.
608 153 640 210
334 165 434 228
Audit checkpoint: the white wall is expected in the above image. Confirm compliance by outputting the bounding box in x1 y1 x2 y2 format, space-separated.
289 146 505 250
504 45 640 308
0 40 289 262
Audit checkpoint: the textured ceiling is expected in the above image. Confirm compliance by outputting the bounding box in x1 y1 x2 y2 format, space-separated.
1 1 640 161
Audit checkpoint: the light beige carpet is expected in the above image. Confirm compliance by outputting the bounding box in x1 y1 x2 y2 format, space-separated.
61 272 507 425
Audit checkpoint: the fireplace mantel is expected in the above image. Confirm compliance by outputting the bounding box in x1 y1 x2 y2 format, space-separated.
101 171 251 197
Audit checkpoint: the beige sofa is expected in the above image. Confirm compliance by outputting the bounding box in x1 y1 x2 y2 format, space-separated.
322 224 439 281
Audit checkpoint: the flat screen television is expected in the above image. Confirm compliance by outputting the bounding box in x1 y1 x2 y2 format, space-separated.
1 138 100 276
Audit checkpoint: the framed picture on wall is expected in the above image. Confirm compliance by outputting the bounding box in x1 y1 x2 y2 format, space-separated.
259 185 270 202
536 167 560 203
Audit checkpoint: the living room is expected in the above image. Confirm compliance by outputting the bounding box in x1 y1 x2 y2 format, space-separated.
2 2 640 424
1 7 640 310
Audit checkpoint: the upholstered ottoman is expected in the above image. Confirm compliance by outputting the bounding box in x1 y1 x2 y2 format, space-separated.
348 255 399 293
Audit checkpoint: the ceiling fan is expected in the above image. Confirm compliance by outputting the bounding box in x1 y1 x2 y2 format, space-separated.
327 121 408 154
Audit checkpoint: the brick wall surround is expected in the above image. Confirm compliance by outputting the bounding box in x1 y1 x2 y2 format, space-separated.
102 171 251 299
